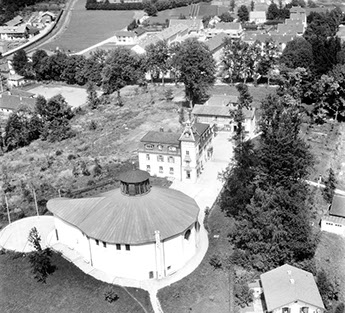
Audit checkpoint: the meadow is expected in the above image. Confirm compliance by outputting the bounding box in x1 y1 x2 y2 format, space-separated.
42 0 135 53
0 251 153 313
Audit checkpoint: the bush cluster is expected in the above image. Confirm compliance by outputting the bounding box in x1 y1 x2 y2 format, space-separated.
85 0 210 12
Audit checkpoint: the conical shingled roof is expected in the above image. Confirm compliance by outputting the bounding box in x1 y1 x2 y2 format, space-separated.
47 186 199 245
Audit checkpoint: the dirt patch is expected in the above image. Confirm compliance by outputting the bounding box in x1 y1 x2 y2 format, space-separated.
28 84 89 107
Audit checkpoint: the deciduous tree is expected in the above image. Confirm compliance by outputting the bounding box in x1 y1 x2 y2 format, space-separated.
172 38 216 106
12 49 28 76
238 5 249 22
102 47 144 98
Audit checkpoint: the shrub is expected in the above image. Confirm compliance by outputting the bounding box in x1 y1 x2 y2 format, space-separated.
209 254 222 270
67 154 76 160
104 289 119 303
164 88 174 101
55 149 63 156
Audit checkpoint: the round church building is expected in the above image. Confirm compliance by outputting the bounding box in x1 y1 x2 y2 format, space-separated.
47 170 202 280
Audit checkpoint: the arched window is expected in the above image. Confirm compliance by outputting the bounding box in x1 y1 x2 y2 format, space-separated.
184 229 191 240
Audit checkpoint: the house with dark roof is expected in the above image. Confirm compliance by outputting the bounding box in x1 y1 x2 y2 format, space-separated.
0 24 28 41
47 169 205 280
192 95 256 137
260 264 324 313
139 121 213 182
0 93 36 116
321 194 345 236
205 33 229 64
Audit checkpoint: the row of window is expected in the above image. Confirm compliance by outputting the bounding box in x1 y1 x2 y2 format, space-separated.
147 165 175 175
145 144 177 152
146 154 176 163
282 307 309 313
325 222 343 227
94 239 131 251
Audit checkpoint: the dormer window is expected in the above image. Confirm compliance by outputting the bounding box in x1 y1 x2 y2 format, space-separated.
185 132 190 138
168 146 177 152
145 144 154 150
158 144 163 150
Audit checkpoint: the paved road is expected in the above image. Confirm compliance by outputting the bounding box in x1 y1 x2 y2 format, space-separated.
26 0 79 53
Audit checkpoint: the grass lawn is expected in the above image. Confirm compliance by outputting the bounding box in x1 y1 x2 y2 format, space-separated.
315 232 345 302
158 203 235 313
156 6 191 19
42 0 134 52
0 251 153 313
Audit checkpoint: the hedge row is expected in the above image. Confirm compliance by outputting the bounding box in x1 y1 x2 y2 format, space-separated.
86 1 144 10
85 0 209 11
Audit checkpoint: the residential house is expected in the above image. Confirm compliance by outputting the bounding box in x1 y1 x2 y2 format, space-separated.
7 74 26 88
192 95 256 137
277 22 304 37
260 264 324 313
290 6 307 27
0 93 36 116
138 121 213 183
40 11 56 24
205 33 228 65
207 22 243 39
249 11 267 24
208 16 221 27
26 25 40 38
4 15 24 27
114 31 138 45
0 25 28 41
321 194 345 236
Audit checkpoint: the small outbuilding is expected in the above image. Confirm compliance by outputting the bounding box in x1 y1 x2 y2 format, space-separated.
260 264 324 313
321 194 345 236
47 170 203 280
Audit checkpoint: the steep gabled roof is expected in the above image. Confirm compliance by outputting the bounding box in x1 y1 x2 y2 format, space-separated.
0 94 36 111
330 194 345 218
205 33 228 52
140 131 181 145
260 264 324 312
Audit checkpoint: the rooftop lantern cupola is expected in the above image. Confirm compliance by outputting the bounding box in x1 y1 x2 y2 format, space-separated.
118 169 151 196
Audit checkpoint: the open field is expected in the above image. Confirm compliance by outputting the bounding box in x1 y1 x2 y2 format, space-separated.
158 203 235 313
0 251 153 313
28 84 90 107
42 0 135 53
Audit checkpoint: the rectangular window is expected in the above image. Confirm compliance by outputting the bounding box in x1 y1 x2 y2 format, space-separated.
168 156 174 163
169 167 174 174
103 241 107 248
146 165 151 172
95 239 99 246
149 271 154 279
125 244 130 251
186 171 191 179
116 244 121 250
146 154 150 160
186 150 190 155
159 166 163 173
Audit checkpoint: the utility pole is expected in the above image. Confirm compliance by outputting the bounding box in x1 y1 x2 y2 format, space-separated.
4 192 10 224
32 187 39 216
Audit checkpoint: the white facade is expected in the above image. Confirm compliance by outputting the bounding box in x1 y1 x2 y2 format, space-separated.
138 152 182 181
54 216 201 280
138 123 213 183
321 217 345 236
272 300 321 313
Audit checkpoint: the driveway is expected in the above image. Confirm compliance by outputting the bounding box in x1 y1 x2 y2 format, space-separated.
170 131 233 215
